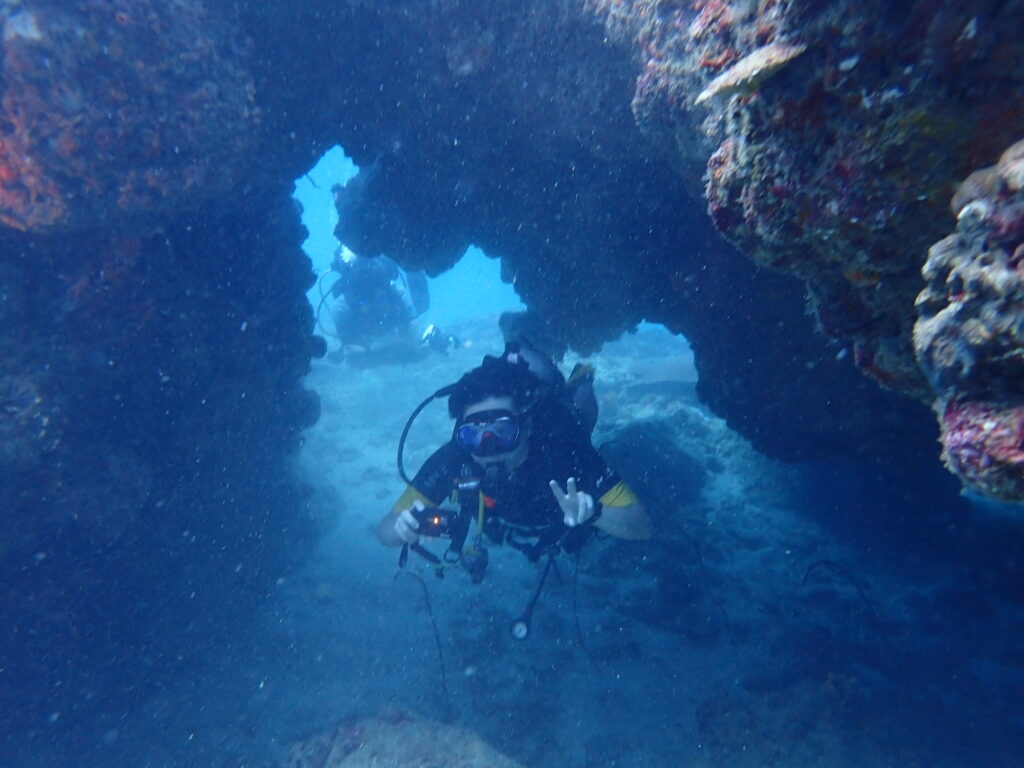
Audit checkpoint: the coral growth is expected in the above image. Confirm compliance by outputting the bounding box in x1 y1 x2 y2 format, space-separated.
915 139 1024 500
695 41 806 105
588 0 1024 395
0 0 258 232
937 400 1024 501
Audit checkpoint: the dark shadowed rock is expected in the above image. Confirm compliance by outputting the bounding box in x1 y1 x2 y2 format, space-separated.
0 190 322 728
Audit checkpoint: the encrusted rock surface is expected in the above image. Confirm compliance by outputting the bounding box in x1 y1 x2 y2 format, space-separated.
0 0 326 728
586 0 1024 397
915 140 1024 499
578 0 1024 495
0 0 259 232
315 0 938 465
0 190 324 726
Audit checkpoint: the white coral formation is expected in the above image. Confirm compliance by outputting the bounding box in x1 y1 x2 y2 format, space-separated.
695 41 807 104
915 138 1024 400
914 138 1024 501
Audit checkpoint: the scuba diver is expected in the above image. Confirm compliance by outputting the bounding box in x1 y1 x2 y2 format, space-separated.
320 249 459 366
379 341 651 638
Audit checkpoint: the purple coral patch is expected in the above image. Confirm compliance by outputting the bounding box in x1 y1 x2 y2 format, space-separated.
940 398 1024 500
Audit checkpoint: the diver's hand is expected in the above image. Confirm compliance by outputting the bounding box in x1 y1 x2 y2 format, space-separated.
394 500 424 544
549 477 596 527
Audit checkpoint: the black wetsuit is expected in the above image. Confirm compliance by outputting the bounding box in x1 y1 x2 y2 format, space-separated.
398 402 634 558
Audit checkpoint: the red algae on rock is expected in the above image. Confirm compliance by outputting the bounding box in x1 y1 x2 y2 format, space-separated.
0 0 258 233
938 399 1024 501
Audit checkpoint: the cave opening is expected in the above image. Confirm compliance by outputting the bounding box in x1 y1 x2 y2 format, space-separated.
4 2 1024 765
293 144 526 356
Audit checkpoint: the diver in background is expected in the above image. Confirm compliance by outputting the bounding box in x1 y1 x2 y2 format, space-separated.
328 250 434 366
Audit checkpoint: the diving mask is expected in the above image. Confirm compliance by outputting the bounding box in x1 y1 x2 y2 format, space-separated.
456 409 521 456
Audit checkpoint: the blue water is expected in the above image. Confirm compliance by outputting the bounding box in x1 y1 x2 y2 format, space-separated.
6 84 1024 768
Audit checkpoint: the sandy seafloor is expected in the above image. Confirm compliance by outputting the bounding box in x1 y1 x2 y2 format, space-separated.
28 316 1024 768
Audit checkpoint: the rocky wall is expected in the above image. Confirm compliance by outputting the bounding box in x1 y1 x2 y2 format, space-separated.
916 140 1024 500
579 0 1024 495
288 0 938 466
300 0 1022 496
0 190 323 729
0 0 260 232
590 0 1024 391
0 0 331 729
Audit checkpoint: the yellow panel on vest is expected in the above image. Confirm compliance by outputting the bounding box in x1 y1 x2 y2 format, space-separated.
391 485 437 513
598 480 639 508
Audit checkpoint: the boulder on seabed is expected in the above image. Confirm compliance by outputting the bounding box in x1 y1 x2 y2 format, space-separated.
285 713 527 768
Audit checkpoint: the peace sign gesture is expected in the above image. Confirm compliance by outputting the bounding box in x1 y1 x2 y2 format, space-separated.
548 477 597 527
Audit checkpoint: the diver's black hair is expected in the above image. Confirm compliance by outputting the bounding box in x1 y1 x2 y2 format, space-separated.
447 344 545 419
